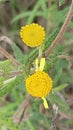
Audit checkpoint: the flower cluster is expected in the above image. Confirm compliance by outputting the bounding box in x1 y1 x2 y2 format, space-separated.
20 23 53 108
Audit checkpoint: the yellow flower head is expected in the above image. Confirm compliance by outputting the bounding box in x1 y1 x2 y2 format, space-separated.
26 58 52 108
20 23 45 47
26 58 52 97
26 70 52 97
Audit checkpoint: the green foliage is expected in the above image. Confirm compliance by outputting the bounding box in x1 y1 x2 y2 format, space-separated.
26 26 60 64
0 0 73 130
0 76 4 86
64 32 73 39
0 0 5 3
49 92 69 110
59 0 65 6
0 60 16 75
11 42 27 64
0 26 61 98
0 103 24 130
0 75 24 97
11 0 48 24
52 83 68 93
48 5 70 27
42 26 60 52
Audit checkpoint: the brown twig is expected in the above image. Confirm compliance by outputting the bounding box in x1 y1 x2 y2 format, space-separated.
57 124 73 130
57 92 65 101
47 0 51 7
0 36 21 66
0 47 21 66
12 94 32 124
0 36 13 45
58 110 73 120
50 104 58 130
45 0 73 57
0 70 23 77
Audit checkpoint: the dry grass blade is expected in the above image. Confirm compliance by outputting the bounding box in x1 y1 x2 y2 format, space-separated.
12 94 32 124
0 47 21 66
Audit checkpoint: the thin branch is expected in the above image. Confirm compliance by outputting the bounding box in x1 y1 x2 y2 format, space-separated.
45 0 73 57
0 47 21 66
47 0 51 7
57 92 65 101
12 94 32 124
50 104 58 130
0 70 23 77
8 70 23 77
57 124 73 130
58 110 73 119
0 36 21 66
0 36 13 46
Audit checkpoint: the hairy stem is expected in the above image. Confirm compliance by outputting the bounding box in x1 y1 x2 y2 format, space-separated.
45 0 73 57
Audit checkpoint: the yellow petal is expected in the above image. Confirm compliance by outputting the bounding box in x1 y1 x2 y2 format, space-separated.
39 58 45 71
42 97 49 109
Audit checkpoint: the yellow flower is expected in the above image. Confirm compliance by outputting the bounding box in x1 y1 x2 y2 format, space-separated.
26 58 53 108
20 23 45 47
26 71 52 97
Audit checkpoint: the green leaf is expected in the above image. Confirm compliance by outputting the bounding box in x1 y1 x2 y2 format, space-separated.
42 26 60 52
55 59 68 71
0 75 24 97
0 60 16 75
0 60 12 70
40 0 48 16
64 32 73 39
0 77 4 86
44 60 51 72
52 83 68 92
53 68 62 86
11 11 45 23
26 0 43 24
0 0 6 3
11 43 27 64
27 120 35 130
69 21 73 28
49 93 69 109
11 11 31 23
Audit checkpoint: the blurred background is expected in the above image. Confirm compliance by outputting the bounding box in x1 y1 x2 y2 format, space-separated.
0 0 73 130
